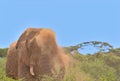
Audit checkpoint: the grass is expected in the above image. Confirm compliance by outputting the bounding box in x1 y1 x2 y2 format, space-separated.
0 58 20 81
0 52 120 81
0 58 93 81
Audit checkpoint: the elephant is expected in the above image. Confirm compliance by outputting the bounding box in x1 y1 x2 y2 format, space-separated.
6 42 18 79
15 28 70 81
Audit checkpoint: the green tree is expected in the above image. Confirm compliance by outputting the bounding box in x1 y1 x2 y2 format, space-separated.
0 48 8 57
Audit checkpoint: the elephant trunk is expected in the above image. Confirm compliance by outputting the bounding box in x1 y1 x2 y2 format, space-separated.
30 65 35 76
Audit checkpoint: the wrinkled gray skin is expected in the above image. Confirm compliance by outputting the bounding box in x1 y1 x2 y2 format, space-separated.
16 28 67 81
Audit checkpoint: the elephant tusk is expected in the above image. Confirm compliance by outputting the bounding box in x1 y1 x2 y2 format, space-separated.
30 66 35 76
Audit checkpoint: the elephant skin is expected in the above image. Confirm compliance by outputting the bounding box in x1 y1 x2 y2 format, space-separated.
6 42 18 79
6 28 70 81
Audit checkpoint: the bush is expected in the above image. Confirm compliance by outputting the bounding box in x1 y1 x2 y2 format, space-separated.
1 47 120 81
0 48 8 57
80 58 117 81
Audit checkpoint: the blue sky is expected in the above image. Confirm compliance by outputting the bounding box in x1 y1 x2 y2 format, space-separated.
0 0 120 49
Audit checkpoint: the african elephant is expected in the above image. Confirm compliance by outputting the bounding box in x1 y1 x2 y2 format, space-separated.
6 42 18 79
15 28 70 81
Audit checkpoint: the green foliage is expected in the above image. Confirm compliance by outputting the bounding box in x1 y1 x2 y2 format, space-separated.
70 50 120 81
63 62 93 81
0 48 8 57
0 58 21 81
64 41 113 54
109 48 120 57
41 75 57 81
0 46 120 81
80 59 116 81
42 61 93 81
